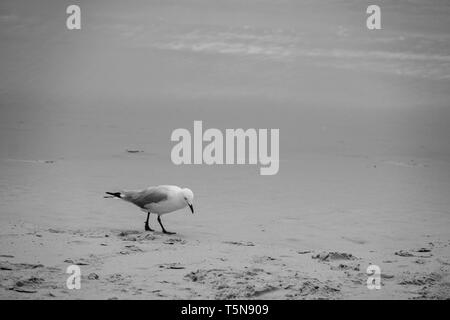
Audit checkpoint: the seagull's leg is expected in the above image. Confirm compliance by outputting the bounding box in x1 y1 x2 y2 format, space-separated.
145 212 154 231
157 215 175 235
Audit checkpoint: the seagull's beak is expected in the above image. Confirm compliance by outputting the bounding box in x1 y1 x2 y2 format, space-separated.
188 203 194 214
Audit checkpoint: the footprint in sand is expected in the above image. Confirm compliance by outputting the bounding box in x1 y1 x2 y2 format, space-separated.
312 252 360 274
63 258 90 265
163 238 186 245
330 263 360 271
0 262 44 271
87 273 99 280
297 250 312 255
223 241 255 247
394 249 433 258
119 244 144 255
9 277 46 294
252 256 277 263
105 273 132 285
117 230 157 242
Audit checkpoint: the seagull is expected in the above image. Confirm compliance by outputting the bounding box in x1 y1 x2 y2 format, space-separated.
105 185 194 234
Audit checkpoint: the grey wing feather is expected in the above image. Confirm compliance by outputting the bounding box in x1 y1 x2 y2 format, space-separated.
123 187 169 208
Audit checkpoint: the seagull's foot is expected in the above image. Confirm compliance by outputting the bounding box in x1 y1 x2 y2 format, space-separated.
145 224 154 232
163 230 176 235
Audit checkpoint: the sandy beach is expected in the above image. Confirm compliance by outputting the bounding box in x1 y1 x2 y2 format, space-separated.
1 102 449 299
1 0 450 299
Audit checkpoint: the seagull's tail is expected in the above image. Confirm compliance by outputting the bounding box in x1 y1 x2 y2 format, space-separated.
104 192 123 199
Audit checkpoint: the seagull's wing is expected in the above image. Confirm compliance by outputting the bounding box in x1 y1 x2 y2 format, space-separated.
122 187 169 208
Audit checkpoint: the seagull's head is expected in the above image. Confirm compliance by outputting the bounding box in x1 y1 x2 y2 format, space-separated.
181 188 194 214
